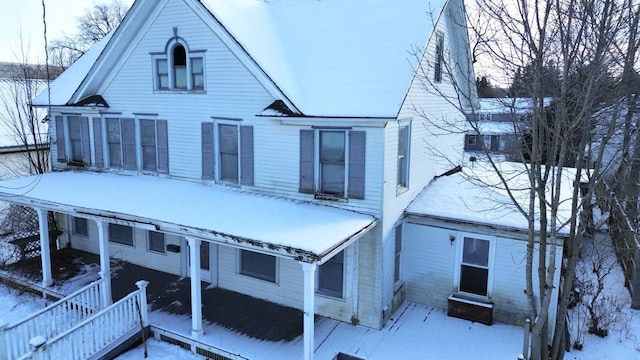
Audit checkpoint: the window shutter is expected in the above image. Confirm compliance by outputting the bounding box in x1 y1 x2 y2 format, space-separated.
348 131 366 200
92 117 103 167
55 115 66 162
157 119 169 174
80 117 91 166
202 122 214 180
299 129 315 194
122 118 137 171
240 125 254 186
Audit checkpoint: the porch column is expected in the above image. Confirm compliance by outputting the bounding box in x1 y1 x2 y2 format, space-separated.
301 261 317 360
36 209 52 287
187 237 203 337
96 220 112 306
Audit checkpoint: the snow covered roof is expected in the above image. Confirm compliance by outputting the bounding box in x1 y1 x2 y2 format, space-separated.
406 163 576 235
465 121 517 135
0 171 376 262
202 0 446 117
478 97 552 115
32 32 114 107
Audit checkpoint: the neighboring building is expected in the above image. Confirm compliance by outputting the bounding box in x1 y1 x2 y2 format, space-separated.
0 0 568 359
463 97 552 164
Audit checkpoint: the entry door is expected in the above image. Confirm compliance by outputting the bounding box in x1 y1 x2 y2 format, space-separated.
185 240 217 285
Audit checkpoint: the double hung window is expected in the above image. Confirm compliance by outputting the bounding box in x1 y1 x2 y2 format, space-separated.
318 251 345 298
319 131 346 196
239 250 276 282
397 124 410 190
109 224 134 247
459 236 491 296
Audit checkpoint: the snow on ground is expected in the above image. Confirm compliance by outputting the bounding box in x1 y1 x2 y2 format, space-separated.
1 232 639 360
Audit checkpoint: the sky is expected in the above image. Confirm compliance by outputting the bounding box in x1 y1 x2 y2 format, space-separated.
0 0 133 64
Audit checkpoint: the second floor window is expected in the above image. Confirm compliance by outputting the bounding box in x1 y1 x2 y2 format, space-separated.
201 121 254 186
55 115 90 166
397 124 410 190
153 40 205 91
434 32 444 83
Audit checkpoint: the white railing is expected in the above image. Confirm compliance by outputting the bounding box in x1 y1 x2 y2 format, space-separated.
16 280 148 360
0 275 108 360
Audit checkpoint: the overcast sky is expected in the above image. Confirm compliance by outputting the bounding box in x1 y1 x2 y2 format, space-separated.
0 0 133 64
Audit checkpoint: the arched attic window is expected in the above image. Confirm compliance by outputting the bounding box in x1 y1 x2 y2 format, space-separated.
152 34 205 91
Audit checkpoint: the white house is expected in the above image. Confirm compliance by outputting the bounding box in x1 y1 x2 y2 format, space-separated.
0 0 568 359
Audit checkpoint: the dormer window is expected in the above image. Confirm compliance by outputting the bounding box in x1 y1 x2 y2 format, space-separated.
152 32 205 92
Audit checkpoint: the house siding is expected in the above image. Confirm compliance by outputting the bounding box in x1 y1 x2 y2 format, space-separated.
379 12 465 317
403 221 562 328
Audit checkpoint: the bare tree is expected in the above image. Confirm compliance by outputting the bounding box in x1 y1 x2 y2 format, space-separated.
414 1 639 359
48 0 129 68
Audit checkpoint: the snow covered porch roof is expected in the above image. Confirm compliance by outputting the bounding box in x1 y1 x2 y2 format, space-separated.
0 171 376 263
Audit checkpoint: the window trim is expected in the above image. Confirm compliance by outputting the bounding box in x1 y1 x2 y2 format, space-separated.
454 233 495 299
316 129 349 199
147 230 166 254
238 249 278 283
104 116 124 168
394 224 403 285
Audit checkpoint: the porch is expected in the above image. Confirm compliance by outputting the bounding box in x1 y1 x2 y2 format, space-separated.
1 250 525 359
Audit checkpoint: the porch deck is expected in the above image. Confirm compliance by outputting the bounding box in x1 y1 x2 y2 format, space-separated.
1 248 525 359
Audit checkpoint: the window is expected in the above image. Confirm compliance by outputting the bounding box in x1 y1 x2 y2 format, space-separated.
147 231 165 253
73 217 88 236
394 225 402 284
140 119 158 171
218 124 239 182
240 250 276 282
68 116 83 162
320 131 346 196
318 251 344 298
153 38 205 91
201 122 254 185
467 135 477 145
434 32 444 83
106 118 123 167
397 124 410 189
459 237 490 296
109 224 134 246
299 129 365 199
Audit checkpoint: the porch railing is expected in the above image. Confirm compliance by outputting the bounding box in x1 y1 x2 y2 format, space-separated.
0 276 107 360
14 280 148 360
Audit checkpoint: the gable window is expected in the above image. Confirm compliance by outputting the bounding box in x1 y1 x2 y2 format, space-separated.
394 224 402 284
55 115 90 166
318 250 344 298
459 236 491 296
397 124 410 190
201 122 254 185
73 217 88 236
239 250 276 282
434 32 444 83
109 223 134 247
299 129 366 200
152 36 205 91
147 231 165 254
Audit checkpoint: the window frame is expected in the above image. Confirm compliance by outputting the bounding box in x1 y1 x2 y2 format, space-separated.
104 117 124 168
316 129 349 199
434 31 445 83
394 224 403 285
108 223 134 247
147 230 166 254
72 217 88 237
238 250 278 283
454 233 495 298
397 123 411 191
139 118 159 172
216 122 240 183
317 250 345 299
151 40 205 92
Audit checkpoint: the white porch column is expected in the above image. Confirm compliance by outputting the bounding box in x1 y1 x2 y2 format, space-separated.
187 237 203 337
36 209 52 287
96 220 112 306
301 261 317 360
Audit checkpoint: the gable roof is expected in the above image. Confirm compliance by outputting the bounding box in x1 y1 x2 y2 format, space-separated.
33 0 452 118
201 0 448 118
